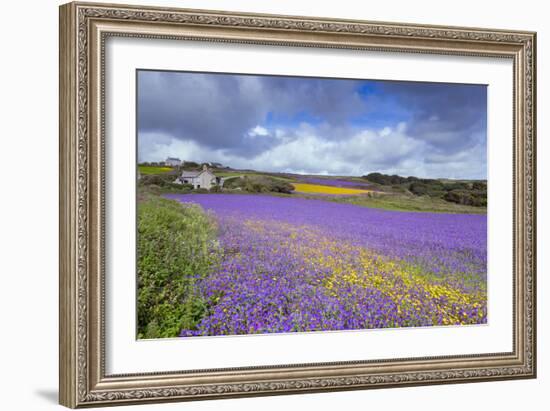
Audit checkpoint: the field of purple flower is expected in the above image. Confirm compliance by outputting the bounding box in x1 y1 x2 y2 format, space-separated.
165 194 487 336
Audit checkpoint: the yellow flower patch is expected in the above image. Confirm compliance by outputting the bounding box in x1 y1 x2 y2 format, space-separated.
292 183 371 195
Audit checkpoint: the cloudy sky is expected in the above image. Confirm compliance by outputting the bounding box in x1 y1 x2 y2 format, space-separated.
137 70 487 179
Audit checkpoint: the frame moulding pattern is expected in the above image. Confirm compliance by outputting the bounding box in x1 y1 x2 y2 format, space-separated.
59 2 536 408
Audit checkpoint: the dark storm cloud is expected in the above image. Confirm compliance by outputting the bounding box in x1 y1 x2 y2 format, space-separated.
374 81 487 153
138 71 368 157
138 71 269 156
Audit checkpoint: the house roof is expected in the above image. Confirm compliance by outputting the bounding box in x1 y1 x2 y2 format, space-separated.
180 170 201 178
180 166 216 179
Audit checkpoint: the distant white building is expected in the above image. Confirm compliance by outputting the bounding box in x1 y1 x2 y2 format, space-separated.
174 165 221 190
165 157 182 167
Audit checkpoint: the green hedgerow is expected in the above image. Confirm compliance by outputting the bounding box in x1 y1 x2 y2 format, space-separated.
137 195 221 339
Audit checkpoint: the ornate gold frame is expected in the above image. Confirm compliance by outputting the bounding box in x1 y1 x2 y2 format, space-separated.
59 1 536 408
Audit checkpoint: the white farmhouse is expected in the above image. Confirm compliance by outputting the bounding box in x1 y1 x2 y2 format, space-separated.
174 165 219 189
165 157 182 167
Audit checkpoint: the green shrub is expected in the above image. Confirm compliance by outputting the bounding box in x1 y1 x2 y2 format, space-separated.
472 181 487 191
228 175 294 194
391 185 407 192
140 173 177 187
270 180 294 194
140 184 162 196
137 195 221 338
444 190 487 207
165 183 193 192
362 172 487 207
444 182 470 191
408 182 429 196
364 172 425 186
182 161 199 169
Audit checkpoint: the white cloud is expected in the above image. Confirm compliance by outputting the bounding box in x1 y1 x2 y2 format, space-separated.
380 127 392 137
138 121 485 179
247 125 269 137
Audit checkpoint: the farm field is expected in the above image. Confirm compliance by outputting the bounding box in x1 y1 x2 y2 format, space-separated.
163 193 487 337
138 165 174 175
298 177 373 189
135 71 489 342
137 163 487 214
291 182 371 195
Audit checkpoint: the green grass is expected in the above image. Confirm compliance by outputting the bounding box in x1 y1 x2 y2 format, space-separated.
138 165 174 175
326 193 487 214
266 175 296 182
137 190 221 339
215 171 249 178
216 170 295 182
139 166 485 214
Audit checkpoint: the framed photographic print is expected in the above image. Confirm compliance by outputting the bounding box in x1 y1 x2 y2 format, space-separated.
59 1 537 408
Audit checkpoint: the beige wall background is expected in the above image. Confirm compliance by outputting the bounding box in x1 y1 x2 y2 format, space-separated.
0 0 546 410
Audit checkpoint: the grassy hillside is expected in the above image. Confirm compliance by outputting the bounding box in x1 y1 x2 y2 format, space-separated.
137 163 486 214
326 193 487 214
363 172 487 207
